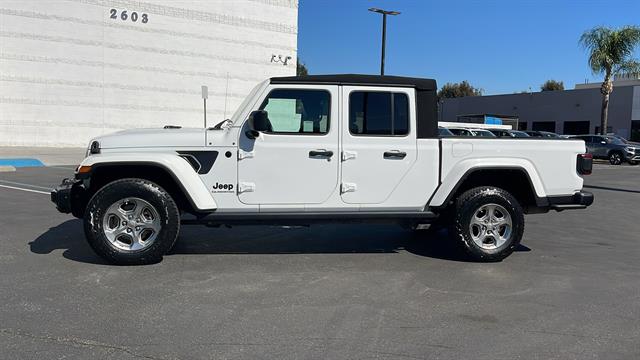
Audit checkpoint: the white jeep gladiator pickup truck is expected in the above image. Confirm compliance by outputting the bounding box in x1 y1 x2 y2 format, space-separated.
51 75 594 265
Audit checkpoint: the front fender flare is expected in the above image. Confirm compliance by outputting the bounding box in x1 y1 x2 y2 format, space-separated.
79 153 217 211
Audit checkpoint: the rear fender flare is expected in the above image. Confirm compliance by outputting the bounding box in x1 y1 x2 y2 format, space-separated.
429 158 546 207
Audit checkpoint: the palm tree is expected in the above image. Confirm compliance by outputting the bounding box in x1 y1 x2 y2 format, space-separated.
580 26 640 134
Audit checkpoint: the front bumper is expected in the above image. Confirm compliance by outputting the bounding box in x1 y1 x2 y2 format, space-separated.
547 191 594 211
51 178 87 218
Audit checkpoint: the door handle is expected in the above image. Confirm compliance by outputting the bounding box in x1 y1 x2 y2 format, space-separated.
383 150 407 159
309 149 334 158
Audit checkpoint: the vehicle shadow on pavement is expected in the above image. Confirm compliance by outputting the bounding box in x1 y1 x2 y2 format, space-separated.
170 225 530 262
29 219 109 265
404 229 530 261
30 221 530 264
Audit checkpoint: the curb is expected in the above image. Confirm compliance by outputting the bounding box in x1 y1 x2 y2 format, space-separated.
0 165 16 172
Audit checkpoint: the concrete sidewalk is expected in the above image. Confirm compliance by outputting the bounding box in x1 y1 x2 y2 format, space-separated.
0 147 85 166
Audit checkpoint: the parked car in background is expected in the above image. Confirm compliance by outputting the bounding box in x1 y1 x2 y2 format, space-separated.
525 130 561 138
570 135 640 165
448 128 496 137
438 127 454 137
488 129 531 138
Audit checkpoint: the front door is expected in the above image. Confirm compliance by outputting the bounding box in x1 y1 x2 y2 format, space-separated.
340 86 417 204
237 85 339 205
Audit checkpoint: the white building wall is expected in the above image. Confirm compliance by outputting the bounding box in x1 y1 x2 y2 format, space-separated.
0 0 298 147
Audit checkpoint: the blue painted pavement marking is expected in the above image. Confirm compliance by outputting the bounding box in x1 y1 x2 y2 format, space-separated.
0 158 44 167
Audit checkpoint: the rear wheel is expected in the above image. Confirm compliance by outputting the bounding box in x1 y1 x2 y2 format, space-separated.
609 152 623 165
84 178 180 265
450 187 524 262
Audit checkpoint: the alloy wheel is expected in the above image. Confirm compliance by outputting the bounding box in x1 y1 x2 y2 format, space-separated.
469 203 512 250
102 197 161 251
609 153 622 165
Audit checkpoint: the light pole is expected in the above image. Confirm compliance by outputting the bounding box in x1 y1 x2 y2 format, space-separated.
368 7 400 76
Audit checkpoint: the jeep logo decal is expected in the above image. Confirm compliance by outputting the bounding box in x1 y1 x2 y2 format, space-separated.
212 182 234 193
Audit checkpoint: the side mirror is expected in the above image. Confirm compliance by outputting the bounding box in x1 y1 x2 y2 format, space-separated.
246 110 272 139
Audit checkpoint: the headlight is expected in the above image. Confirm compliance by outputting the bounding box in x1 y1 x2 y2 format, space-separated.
625 147 635 153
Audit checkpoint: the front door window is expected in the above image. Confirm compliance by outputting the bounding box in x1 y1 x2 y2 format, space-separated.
259 89 330 134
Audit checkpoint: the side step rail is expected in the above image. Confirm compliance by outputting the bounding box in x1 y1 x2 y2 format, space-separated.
181 211 438 226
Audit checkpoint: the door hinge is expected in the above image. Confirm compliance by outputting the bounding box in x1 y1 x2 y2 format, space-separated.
238 182 255 194
342 150 357 161
341 182 357 194
238 149 254 160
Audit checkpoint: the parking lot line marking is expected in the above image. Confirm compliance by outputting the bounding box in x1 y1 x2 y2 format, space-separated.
0 184 50 195
0 180 52 191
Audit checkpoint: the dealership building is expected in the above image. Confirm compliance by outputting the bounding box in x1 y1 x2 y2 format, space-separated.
0 0 298 147
441 74 640 141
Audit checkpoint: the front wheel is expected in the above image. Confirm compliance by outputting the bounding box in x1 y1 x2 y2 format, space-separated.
609 152 623 165
83 178 180 265
450 187 525 262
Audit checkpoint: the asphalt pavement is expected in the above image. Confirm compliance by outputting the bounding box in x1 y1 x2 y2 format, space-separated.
0 164 639 359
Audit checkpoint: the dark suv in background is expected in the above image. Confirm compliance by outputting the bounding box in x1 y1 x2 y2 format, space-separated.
525 130 561 138
571 135 640 165
488 129 531 138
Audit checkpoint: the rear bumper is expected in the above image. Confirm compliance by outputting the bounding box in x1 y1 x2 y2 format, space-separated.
547 191 594 211
51 178 87 218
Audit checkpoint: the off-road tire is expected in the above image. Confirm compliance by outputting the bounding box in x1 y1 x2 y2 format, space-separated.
84 178 180 265
449 186 524 262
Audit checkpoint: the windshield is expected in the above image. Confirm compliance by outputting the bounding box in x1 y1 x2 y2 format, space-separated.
612 135 628 143
606 136 626 145
230 80 267 124
511 131 530 138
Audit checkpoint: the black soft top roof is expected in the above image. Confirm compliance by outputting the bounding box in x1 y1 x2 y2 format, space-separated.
270 74 437 91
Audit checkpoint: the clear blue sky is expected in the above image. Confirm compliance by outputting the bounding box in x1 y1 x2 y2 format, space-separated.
297 0 640 95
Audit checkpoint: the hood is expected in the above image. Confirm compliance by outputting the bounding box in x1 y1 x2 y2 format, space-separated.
94 128 206 149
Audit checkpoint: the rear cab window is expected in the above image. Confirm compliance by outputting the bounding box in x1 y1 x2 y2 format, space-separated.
349 91 409 136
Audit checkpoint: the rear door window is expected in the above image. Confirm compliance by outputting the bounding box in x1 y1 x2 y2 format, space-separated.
349 92 409 136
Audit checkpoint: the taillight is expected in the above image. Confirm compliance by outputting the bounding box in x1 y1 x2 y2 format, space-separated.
577 153 593 175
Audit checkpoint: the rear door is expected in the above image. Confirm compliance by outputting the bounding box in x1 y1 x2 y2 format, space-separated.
340 86 417 204
580 136 595 154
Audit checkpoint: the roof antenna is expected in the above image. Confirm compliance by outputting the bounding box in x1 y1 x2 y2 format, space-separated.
201 85 208 128
223 72 229 119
